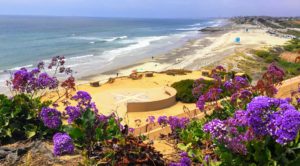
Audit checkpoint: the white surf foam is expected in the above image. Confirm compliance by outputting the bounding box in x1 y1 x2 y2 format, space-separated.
8 64 33 71
188 23 202 27
176 27 200 31
71 36 128 43
101 36 167 61
68 54 94 60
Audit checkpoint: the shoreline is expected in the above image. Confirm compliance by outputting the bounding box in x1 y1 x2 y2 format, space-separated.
77 23 231 85
77 21 289 86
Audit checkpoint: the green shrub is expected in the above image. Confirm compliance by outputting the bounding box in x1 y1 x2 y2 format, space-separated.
255 50 272 58
0 94 52 144
284 39 300 52
171 79 197 103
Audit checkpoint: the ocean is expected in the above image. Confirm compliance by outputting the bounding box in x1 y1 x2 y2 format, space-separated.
0 15 225 90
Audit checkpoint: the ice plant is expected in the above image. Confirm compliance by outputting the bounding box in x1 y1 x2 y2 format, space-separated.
40 107 62 129
53 133 74 156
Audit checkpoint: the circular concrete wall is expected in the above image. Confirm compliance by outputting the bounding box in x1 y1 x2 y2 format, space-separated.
127 87 177 112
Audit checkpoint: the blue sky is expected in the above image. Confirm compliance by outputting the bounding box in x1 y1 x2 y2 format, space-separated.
0 0 299 18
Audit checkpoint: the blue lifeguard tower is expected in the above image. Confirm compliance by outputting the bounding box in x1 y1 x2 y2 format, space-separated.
235 37 241 44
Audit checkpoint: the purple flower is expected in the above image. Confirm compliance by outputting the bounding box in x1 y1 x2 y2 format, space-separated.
246 96 283 136
157 116 168 126
30 68 40 75
205 88 222 101
146 116 156 123
40 107 61 129
65 106 81 124
36 73 58 89
239 90 252 99
233 110 248 126
233 76 249 89
168 116 189 131
128 128 135 133
53 133 74 156
230 92 239 104
71 91 92 105
179 156 191 166
98 114 108 123
204 116 253 155
37 61 45 69
203 119 227 140
70 91 98 113
204 155 210 165
170 152 191 166
11 68 59 93
268 109 300 145
196 95 206 110
224 81 234 91
216 65 225 71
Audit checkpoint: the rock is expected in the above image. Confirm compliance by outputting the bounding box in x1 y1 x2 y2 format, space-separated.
5 152 19 164
199 27 223 32
90 81 100 87
145 72 154 77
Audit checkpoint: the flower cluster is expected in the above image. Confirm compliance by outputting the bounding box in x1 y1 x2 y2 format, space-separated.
40 107 62 129
10 68 58 93
157 116 168 126
268 109 300 144
204 96 300 155
65 91 98 123
255 63 285 97
53 133 75 156
157 116 189 132
246 96 300 144
203 111 254 155
168 116 190 131
146 116 156 123
194 66 251 111
170 152 191 166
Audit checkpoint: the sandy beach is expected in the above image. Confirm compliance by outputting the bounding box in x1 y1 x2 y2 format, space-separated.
78 22 288 85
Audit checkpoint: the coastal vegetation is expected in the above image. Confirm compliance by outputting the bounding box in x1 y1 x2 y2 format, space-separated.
254 39 300 77
171 79 197 103
1 54 299 165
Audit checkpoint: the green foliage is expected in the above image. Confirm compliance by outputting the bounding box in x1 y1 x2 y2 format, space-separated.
277 59 300 76
178 120 208 162
284 39 300 52
255 50 272 59
206 100 237 121
285 30 300 38
0 94 52 144
171 79 197 103
63 109 122 156
216 136 300 166
179 120 206 145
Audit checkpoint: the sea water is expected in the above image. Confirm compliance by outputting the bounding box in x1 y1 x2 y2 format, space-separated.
0 15 225 90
